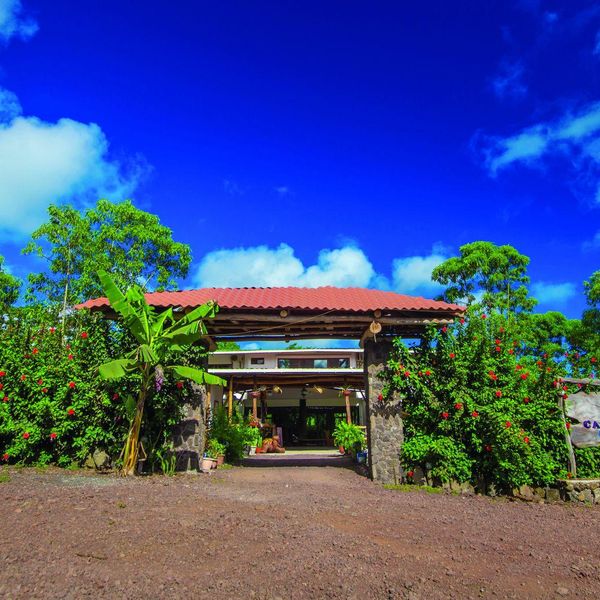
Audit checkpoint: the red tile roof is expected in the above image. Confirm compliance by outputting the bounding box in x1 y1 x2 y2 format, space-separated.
78 286 464 314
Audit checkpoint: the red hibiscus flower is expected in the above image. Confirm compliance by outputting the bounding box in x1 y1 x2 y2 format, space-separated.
81 332 88 339
495 346 501 352
0 384 3 391
481 314 487 320
22 432 30 439
404 370 410 377
524 436 530 444
42 388 48 393
488 371 497 380
520 373 528 380
449 353 456 359
536 360 543 366
0 371 5 377
454 403 463 410
113 393 119 400
37 379 43 385
67 408 75 416
441 412 449 419
20 374 26 381
50 432 57 440
508 349 514 354
68 382 76 389
32 348 39 355
523 397 530 404
495 390 502 397
566 423 571 430
49 327 56 334
515 365 522 371
499 327 505 333
68 354 74 360
543 353 548 359
566 472 573 479
407 470 414 478
176 382 183 389
484 444 492 452
592 357 597 363
441 326 448 333
471 411 479 418
2 396 8 403
425 370 431 376
377 393 384 402
2 453 8 461
495 339 501 345
460 318 465 325
505 421 511 428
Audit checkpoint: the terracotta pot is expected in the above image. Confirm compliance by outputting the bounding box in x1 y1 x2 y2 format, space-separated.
216 455 225 467
339 446 345 455
201 457 214 472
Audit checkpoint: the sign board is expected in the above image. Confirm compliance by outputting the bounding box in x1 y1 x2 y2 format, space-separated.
565 391 600 448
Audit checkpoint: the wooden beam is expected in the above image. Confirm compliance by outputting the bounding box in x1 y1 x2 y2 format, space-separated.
227 377 233 420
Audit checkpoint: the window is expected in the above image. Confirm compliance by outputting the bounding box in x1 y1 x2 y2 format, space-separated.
250 357 265 365
277 357 351 369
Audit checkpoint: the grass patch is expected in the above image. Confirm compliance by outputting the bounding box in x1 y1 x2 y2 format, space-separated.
384 483 443 494
218 463 234 470
0 472 10 484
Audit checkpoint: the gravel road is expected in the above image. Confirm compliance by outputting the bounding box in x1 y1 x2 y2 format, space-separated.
0 465 599 599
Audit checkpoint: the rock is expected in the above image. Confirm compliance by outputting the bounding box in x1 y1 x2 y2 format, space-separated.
578 489 593 504
518 485 534 499
92 449 111 470
84 454 96 469
556 587 568 596
545 488 560 502
593 488 600 504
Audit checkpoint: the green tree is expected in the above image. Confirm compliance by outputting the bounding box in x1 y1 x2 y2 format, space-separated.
96 271 225 475
432 241 536 314
584 270 600 306
0 255 20 312
23 200 191 312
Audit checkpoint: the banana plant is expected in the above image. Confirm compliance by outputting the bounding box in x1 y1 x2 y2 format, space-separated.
96 270 225 475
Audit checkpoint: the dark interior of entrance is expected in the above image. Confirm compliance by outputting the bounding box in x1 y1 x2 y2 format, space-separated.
245 406 359 447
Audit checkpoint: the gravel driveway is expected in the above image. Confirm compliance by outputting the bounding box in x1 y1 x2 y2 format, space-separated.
0 465 599 599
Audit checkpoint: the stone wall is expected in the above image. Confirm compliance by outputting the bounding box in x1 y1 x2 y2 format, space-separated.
172 382 207 472
557 479 600 504
364 339 404 484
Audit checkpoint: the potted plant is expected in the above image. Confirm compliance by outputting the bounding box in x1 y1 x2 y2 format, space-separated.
246 427 263 456
332 422 366 460
207 439 226 466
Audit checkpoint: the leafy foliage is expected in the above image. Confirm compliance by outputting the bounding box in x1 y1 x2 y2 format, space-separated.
0 255 20 312
96 271 224 474
432 241 536 313
209 405 260 462
382 309 600 491
332 421 366 454
23 200 191 306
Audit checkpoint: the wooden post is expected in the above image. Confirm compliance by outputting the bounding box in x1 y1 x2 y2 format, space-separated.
558 392 577 477
343 390 352 424
251 391 259 419
227 377 233 421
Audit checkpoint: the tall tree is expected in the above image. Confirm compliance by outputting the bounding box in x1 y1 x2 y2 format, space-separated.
431 241 536 314
0 254 20 312
23 200 191 309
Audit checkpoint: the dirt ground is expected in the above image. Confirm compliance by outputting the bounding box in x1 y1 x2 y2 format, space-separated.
1 465 599 599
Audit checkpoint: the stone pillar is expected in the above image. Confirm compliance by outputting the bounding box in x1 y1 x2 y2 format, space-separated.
364 339 404 484
172 382 206 472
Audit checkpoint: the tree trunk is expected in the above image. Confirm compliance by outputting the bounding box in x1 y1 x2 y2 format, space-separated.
121 387 146 476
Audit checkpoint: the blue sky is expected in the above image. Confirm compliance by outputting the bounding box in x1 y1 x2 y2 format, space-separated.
0 0 599 323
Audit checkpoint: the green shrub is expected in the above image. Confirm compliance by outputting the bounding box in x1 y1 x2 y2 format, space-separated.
382 309 600 492
332 421 366 455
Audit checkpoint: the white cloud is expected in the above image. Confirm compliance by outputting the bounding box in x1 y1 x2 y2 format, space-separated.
491 62 527 99
480 101 600 200
532 282 577 305
391 248 448 295
193 243 376 288
0 103 146 237
0 0 38 43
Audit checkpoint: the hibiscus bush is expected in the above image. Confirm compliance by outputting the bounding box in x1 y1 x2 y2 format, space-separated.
382 309 600 493
0 306 187 468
